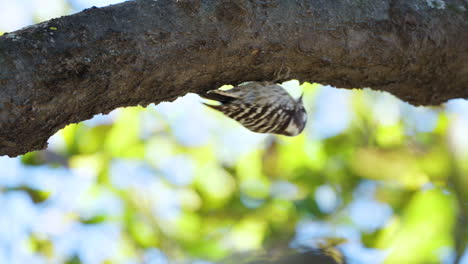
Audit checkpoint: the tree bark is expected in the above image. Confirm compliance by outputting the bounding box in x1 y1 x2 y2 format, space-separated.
0 0 467 157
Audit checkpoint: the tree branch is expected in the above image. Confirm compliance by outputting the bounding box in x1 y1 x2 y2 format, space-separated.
0 0 467 157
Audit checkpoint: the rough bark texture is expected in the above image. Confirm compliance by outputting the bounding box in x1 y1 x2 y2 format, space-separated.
0 0 467 157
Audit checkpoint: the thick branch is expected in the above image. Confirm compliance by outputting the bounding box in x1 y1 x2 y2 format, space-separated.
0 0 467 156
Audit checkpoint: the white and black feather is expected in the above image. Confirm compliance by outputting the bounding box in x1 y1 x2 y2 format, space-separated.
201 82 307 136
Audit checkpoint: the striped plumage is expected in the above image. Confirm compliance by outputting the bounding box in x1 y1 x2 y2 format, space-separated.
201 82 307 136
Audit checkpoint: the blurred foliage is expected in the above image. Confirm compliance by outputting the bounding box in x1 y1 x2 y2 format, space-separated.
1 1 467 263
1 82 466 264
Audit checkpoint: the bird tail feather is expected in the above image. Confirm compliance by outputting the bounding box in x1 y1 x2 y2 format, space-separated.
200 90 239 103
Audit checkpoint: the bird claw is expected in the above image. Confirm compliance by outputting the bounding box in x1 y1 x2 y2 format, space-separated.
273 64 291 83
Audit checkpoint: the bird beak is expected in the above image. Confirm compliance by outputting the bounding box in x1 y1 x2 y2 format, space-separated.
297 93 303 103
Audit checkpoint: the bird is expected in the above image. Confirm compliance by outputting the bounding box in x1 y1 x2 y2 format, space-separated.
200 81 307 136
